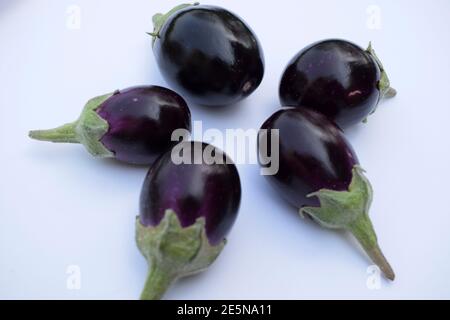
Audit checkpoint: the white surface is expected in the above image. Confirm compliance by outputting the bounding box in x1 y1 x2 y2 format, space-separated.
1 0 450 300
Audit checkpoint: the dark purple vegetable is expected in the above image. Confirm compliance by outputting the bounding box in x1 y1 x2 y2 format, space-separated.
258 107 395 280
29 86 191 165
279 39 396 128
136 141 241 300
150 3 264 106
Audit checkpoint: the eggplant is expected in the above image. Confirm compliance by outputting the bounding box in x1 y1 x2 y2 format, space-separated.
150 3 265 106
137 141 241 300
29 86 191 165
279 39 396 128
258 107 395 280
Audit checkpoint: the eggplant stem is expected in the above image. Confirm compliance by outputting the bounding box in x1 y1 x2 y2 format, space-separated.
349 215 395 281
140 262 176 300
28 121 79 144
363 242 395 281
384 87 397 99
366 42 396 100
150 3 200 46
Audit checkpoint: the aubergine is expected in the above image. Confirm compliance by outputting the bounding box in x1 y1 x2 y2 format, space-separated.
279 39 396 128
258 107 395 280
150 3 265 107
29 86 191 165
137 141 241 299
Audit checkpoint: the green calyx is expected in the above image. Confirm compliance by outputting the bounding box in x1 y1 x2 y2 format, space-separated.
366 42 397 99
148 2 200 46
28 92 114 158
136 209 225 300
300 165 395 280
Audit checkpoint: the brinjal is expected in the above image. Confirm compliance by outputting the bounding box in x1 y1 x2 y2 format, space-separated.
150 3 265 106
279 39 396 128
137 141 241 299
258 107 395 280
29 86 191 165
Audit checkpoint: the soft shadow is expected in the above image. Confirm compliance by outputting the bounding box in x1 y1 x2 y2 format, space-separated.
341 121 365 141
98 157 151 172
193 98 249 116
0 0 23 18
25 142 150 175
253 165 371 261
251 167 321 234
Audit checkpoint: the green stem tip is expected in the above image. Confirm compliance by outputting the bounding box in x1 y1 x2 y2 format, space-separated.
28 92 115 158
349 215 395 281
366 42 397 100
140 262 176 301
150 2 200 46
384 87 397 99
301 166 395 281
28 122 79 144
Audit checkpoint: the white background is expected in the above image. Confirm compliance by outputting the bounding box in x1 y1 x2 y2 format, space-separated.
1 0 449 299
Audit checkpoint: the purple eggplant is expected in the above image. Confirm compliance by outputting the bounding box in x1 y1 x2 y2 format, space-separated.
150 3 265 106
258 107 395 280
279 39 396 128
29 86 191 165
136 141 241 300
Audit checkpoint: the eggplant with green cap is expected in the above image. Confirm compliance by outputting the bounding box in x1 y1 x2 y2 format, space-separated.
258 107 395 280
279 39 396 128
150 3 265 107
29 86 191 165
137 141 241 299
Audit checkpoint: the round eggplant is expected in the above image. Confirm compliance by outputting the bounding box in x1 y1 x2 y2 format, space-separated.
29 86 191 165
258 107 395 280
137 141 241 300
150 3 265 106
279 39 396 128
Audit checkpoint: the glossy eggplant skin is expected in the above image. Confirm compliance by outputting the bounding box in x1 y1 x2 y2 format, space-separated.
153 5 264 107
279 39 381 128
259 107 358 208
139 141 241 245
97 86 191 165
